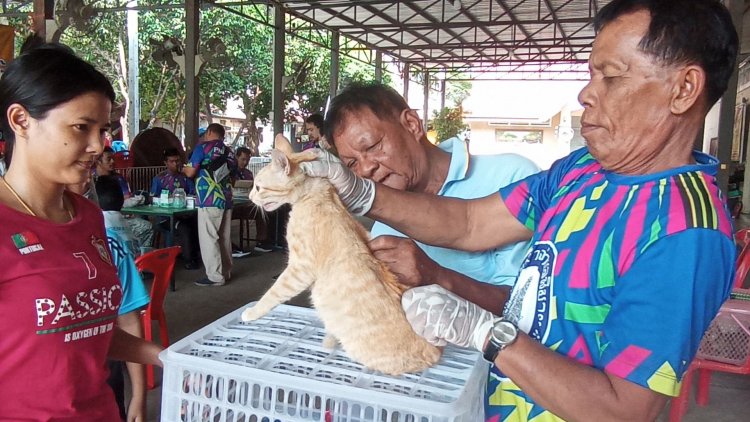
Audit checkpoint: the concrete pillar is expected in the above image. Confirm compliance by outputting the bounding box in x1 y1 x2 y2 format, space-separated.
127 0 140 143
184 0 200 150
375 51 382 83
440 79 446 111
423 71 430 130
403 63 410 100
718 0 741 193
330 31 340 99
272 3 285 136
32 0 53 41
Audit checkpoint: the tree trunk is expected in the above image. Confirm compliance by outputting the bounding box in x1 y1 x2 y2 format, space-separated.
239 91 259 153
147 66 177 128
233 121 247 147
247 118 260 155
116 35 130 144
203 95 213 124
172 94 185 139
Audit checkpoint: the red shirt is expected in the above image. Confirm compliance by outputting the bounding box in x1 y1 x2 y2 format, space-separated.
0 193 121 421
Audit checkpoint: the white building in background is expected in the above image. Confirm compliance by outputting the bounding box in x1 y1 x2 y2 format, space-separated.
462 80 587 169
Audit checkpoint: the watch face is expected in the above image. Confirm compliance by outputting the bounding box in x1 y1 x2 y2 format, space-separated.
492 321 517 343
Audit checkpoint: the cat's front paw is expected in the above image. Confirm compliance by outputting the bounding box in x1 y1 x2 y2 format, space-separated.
241 307 262 322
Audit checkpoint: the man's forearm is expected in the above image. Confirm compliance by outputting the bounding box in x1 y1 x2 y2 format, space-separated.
369 187 529 251
496 334 667 421
433 266 509 315
369 186 469 247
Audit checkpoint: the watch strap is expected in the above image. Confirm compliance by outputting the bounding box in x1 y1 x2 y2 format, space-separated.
483 340 501 363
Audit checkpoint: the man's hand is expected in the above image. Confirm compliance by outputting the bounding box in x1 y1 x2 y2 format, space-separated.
402 284 497 350
300 149 375 216
370 235 440 288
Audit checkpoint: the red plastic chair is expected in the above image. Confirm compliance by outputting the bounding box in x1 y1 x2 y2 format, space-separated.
669 229 750 421
135 246 181 390
736 228 750 249
113 150 133 169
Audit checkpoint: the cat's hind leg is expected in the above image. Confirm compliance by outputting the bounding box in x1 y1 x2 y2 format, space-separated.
241 266 314 322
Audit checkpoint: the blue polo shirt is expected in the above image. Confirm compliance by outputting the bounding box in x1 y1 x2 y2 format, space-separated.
370 138 540 286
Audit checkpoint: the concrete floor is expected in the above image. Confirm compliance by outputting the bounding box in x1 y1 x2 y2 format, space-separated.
141 219 750 421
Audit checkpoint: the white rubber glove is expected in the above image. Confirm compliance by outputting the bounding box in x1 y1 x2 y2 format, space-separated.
300 149 375 216
401 284 497 351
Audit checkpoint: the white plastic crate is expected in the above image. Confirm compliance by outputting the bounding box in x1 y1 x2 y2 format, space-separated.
160 303 488 422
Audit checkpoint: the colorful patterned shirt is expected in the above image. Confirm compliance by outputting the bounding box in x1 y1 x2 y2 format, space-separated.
189 139 237 209
487 147 736 421
150 170 196 196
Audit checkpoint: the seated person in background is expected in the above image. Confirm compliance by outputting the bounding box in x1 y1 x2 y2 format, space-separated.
94 175 151 421
303 113 325 150
233 146 272 253
65 171 98 202
95 146 153 248
95 146 133 199
150 148 201 269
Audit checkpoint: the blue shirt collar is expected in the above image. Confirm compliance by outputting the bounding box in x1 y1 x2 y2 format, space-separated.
438 137 470 196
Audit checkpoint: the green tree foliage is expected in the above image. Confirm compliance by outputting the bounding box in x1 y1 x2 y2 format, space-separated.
6 1 383 150
432 105 468 142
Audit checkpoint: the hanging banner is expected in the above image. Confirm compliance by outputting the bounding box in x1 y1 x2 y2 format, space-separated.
0 25 13 77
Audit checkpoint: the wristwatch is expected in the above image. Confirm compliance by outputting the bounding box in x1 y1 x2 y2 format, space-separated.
482 318 519 363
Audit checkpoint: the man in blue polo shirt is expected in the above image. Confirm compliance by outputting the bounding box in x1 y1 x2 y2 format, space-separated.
323 82 539 314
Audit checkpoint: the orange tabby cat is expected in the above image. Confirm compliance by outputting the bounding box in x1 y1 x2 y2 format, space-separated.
241 144 441 375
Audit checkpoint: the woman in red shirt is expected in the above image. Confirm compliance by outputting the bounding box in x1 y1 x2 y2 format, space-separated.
0 39 163 421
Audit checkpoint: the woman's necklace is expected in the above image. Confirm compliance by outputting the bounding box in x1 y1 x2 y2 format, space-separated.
1 176 74 220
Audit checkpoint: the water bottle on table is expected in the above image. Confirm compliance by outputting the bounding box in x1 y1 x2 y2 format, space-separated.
173 187 187 208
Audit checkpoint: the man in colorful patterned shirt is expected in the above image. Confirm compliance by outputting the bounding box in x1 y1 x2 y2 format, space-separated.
303 1 739 420
151 147 200 269
150 147 195 196
184 123 238 286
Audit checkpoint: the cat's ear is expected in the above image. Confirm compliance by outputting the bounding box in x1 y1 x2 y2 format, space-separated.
274 134 295 155
271 149 292 175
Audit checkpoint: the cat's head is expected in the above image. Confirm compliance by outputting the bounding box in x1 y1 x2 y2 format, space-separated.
249 139 318 212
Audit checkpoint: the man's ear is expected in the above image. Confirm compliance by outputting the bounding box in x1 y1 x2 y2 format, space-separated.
7 104 31 138
399 108 425 142
671 65 706 115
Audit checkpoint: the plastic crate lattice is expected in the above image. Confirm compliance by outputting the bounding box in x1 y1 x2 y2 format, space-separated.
161 303 487 422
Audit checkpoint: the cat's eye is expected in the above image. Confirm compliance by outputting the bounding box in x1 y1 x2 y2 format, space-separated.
254 184 260 191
